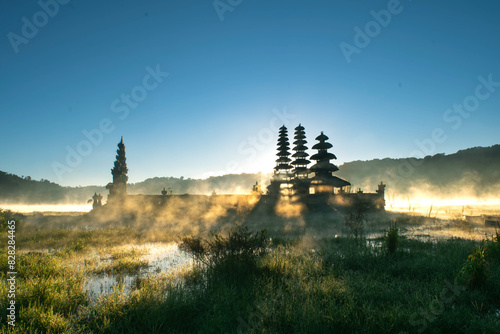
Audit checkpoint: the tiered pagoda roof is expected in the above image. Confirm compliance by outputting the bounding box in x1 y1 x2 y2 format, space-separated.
274 125 292 172
310 131 350 188
291 124 310 178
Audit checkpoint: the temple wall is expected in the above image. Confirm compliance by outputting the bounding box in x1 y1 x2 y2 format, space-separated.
103 192 384 212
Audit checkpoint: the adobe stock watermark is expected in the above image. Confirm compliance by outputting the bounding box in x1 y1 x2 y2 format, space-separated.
340 0 407 64
399 277 466 333
383 73 500 187
7 0 71 54
213 0 243 22
51 64 169 182
236 108 296 163
209 107 296 192
6 219 17 327
226 301 265 334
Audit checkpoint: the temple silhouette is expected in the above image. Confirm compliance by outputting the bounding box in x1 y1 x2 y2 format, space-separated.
93 125 386 212
268 125 354 197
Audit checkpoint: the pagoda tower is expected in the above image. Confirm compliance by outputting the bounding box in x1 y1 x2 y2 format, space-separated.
291 124 311 195
274 125 292 176
269 125 293 195
106 137 128 199
310 131 350 194
291 124 310 179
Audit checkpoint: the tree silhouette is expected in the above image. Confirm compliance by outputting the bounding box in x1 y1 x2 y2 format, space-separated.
107 137 128 198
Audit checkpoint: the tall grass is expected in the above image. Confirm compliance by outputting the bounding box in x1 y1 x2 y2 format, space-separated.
0 252 85 333
459 231 500 288
2 220 500 333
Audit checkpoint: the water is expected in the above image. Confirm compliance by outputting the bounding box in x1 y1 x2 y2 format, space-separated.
84 274 138 300
0 204 92 213
83 243 192 301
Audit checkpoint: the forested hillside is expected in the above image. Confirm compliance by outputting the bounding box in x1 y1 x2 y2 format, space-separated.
337 145 500 198
1 145 499 204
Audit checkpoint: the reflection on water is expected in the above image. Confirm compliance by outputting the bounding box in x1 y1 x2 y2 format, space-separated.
83 243 192 301
84 274 137 301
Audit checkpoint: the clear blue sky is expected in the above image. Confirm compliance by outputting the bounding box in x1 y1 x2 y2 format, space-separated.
1 0 499 186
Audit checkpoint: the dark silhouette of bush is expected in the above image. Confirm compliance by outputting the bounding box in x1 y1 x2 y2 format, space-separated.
385 222 400 254
484 232 500 262
178 226 269 269
459 232 500 288
344 203 368 239
179 226 269 286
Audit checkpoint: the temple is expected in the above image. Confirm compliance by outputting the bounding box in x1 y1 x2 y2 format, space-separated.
291 124 311 196
309 131 351 194
91 193 103 210
271 125 294 195
93 126 385 212
264 125 384 210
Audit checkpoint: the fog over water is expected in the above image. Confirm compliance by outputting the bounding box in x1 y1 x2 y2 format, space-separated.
3 196 500 220
0 204 93 213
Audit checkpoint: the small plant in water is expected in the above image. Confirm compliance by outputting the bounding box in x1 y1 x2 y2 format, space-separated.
385 222 400 254
459 245 489 288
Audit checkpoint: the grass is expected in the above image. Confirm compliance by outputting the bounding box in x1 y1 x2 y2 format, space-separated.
13 226 176 251
1 211 500 333
0 252 86 333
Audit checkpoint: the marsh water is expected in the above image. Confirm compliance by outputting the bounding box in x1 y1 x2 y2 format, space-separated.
9 200 500 301
81 243 192 301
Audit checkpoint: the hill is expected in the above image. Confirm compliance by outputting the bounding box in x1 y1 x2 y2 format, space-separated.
0 171 270 204
1 145 499 204
337 145 500 199
0 171 104 204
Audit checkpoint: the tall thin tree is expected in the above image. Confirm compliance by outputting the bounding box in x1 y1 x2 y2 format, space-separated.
108 137 128 198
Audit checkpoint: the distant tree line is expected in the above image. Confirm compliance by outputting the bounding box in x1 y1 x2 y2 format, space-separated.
0 171 105 204
337 145 500 197
1 145 500 204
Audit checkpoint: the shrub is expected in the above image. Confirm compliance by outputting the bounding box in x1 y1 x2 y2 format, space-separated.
385 222 400 254
344 206 366 239
459 245 489 288
459 232 500 288
0 209 13 232
178 226 268 268
484 232 500 262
